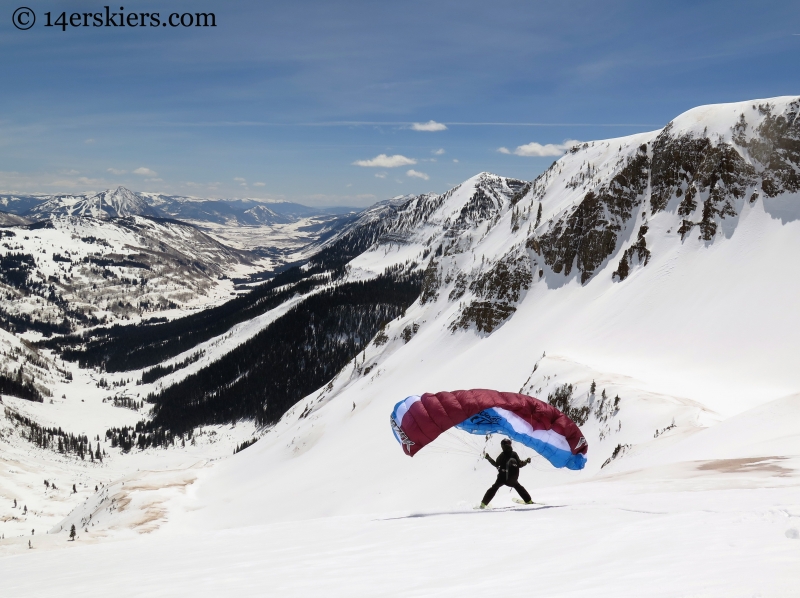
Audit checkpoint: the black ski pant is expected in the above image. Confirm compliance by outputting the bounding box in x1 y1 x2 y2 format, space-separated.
482 475 532 505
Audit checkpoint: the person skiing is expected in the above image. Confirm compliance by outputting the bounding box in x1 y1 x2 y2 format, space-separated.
479 438 533 508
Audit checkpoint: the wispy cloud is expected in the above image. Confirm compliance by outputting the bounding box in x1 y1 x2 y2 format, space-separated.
407 169 429 180
353 154 416 168
374 172 387 179
498 139 580 157
253 182 266 187
433 148 446 155
107 168 126 175
234 177 246 182
133 167 157 176
411 120 447 132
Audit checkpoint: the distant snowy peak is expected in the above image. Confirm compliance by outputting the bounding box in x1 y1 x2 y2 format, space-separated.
320 173 527 253
30 186 161 220
242 204 293 225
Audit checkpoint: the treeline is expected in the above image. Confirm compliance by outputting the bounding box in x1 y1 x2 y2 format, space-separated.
234 437 258 454
5 408 101 460
0 371 43 402
0 252 35 287
41 223 381 372
0 251 96 335
139 272 422 436
106 425 180 451
111 397 143 410
140 350 205 384
43 264 331 372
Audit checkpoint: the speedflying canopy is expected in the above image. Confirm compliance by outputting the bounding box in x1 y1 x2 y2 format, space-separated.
390 389 588 470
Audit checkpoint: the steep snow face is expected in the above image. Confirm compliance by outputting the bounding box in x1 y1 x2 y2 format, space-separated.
326 97 800 415
29 187 161 220
149 96 800 525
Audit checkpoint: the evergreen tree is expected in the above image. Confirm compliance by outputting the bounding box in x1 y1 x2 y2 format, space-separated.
590 380 596 394
69 524 76 541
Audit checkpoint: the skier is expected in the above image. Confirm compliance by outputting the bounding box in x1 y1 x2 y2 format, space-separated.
479 438 533 508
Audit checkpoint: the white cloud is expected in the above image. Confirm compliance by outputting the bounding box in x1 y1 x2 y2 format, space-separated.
374 172 387 179
253 182 266 187
145 178 163 182
353 154 416 168
234 177 246 182
406 169 429 180
452 159 459 163
107 168 126 175
498 140 581 157
411 120 447 132
433 148 446 155
133 167 157 176
84 139 95 144
75 176 103 186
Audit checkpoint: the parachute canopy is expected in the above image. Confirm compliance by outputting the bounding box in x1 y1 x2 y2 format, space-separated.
390 389 588 470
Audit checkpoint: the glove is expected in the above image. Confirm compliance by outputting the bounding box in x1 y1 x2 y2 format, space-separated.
526 458 532 464
484 453 491 460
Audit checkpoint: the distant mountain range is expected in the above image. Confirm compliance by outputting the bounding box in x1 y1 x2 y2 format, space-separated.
0 188 356 226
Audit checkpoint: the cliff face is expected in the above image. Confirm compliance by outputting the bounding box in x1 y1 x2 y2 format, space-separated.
526 97 800 288
318 97 800 340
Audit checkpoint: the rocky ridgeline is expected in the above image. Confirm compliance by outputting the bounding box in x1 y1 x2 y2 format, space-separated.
531 98 799 287
324 96 800 335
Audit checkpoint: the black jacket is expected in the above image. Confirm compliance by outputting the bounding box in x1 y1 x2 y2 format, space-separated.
486 449 528 481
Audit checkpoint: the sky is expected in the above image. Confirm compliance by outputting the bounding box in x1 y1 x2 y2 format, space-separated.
0 0 797 206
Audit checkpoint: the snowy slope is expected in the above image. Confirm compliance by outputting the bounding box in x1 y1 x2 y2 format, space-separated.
150 95 800 575
0 212 32 227
0 215 261 336
2 96 800 595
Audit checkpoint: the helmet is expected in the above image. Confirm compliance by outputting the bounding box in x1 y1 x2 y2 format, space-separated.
500 438 512 446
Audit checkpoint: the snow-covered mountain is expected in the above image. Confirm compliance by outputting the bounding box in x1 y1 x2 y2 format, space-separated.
131 93 800 539
3 188 356 228
136 192 355 226
2 96 800 595
0 215 261 340
0 211 31 227
29 187 161 220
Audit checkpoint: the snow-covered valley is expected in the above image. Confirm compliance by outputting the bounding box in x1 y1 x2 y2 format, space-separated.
2 96 800 596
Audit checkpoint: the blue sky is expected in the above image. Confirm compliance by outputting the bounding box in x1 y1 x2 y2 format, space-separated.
1 0 797 206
